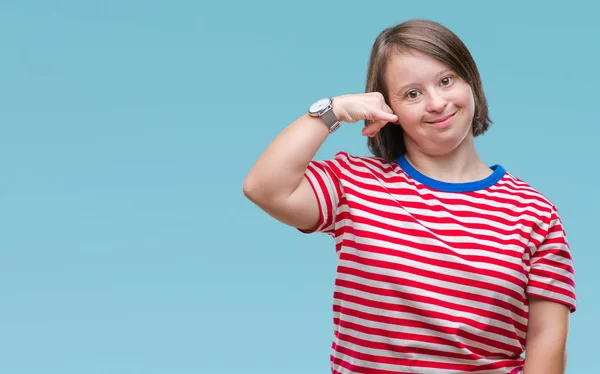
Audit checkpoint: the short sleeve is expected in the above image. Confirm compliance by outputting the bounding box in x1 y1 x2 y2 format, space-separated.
299 153 345 235
526 205 576 312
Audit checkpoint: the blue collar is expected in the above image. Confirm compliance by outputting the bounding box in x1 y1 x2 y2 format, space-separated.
395 155 506 192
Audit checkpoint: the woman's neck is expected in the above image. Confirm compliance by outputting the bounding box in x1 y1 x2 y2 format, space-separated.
403 137 491 183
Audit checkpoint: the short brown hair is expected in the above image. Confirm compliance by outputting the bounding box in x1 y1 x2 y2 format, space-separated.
365 19 491 162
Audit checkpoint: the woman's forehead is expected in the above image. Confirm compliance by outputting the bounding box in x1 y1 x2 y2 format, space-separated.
386 52 452 82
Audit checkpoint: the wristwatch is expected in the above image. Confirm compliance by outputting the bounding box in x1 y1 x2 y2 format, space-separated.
308 97 341 133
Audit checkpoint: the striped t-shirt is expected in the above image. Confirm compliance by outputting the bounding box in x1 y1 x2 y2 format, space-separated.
302 151 576 374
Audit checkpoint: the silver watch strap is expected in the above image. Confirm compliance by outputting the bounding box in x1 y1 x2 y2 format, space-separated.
321 107 341 133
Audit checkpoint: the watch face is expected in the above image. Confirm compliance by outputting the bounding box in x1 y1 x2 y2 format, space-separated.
309 98 330 114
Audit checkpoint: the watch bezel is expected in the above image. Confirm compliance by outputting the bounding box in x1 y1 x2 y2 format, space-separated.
308 97 332 116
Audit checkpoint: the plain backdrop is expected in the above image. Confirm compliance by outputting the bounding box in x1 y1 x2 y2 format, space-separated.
1 1 598 373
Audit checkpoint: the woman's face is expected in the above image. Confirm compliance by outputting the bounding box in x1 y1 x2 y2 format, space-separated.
385 51 476 156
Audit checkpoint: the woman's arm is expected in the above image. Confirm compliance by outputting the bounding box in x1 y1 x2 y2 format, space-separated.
523 295 571 374
242 93 397 230
242 112 329 230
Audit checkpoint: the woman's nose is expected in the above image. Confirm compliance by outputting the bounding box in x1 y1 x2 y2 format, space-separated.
426 91 448 113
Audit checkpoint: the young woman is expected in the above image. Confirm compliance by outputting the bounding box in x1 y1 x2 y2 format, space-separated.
243 19 576 374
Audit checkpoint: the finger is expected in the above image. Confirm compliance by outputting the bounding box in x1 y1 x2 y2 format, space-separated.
372 111 398 127
362 119 388 136
376 109 397 123
382 106 398 121
367 109 397 124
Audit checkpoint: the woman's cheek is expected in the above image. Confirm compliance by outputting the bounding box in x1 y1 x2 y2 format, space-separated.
400 108 422 127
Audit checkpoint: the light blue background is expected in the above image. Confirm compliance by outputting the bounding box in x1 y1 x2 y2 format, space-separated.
1 1 597 373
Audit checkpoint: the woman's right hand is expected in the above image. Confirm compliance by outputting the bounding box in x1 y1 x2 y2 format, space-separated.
332 92 398 138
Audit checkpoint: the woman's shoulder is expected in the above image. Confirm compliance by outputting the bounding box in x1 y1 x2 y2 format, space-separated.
327 151 397 171
312 151 400 180
496 170 560 214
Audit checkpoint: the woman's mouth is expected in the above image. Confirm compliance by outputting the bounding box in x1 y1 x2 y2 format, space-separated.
426 112 456 128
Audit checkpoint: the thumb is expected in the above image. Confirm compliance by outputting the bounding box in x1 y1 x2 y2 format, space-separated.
362 119 389 137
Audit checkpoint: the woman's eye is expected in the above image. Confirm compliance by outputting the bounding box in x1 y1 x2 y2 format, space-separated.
406 90 420 100
441 76 454 87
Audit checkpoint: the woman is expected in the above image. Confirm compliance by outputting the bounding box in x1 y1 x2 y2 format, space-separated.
243 19 575 374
